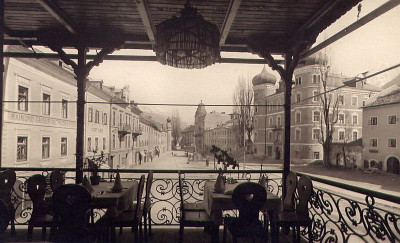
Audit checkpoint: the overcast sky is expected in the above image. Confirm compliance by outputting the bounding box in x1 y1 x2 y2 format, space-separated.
89 0 400 124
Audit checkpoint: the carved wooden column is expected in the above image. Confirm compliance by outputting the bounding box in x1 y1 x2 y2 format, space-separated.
0 0 4 167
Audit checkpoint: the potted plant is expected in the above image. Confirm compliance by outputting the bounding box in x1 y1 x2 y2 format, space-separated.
86 150 107 185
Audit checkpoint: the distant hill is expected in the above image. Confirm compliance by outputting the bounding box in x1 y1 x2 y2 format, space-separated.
139 105 188 128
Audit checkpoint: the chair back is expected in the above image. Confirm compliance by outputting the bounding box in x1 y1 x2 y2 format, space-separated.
143 171 153 213
178 171 187 220
296 176 313 217
50 170 64 192
0 199 10 234
282 171 297 212
52 184 92 241
26 174 47 216
135 175 146 221
232 182 266 224
0 170 16 207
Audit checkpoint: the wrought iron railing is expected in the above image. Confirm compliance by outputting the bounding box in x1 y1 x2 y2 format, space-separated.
3 167 400 243
296 172 400 242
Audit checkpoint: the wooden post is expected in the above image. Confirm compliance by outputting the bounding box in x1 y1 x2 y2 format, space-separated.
0 0 4 167
75 46 88 184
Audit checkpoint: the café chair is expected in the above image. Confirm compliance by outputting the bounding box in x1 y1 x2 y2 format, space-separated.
99 174 146 242
52 184 94 242
178 171 206 211
0 169 16 236
0 199 10 234
143 171 153 240
274 175 313 243
49 170 64 192
26 174 53 241
222 182 268 243
178 173 212 243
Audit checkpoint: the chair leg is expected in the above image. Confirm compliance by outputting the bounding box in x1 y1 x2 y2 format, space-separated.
178 223 184 243
41 227 46 241
27 224 33 241
110 227 116 243
10 209 15 236
308 222 313 243
223 223 227 243
143 213 148 241
148 210 152 236
297 226 301 243
119 226 123 235
139 222 143 242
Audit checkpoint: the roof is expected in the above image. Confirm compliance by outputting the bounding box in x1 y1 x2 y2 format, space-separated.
382 73 400 90
4 0 361 57
363 88 400 108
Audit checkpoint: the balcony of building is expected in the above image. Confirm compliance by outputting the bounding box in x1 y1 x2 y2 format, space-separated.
0 168 398 243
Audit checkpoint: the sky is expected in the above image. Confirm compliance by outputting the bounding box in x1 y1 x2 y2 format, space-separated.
89 0 400 125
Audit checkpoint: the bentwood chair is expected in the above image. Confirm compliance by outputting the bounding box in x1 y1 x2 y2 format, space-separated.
178 171 206 211
223 182 268 243
26 174 53 241
49 170 64 192
0 169 16 236
143 171 153 240
99 174 146 242
178 173 212 243
52 184 94 242
274 175 314 243
0 199 10 235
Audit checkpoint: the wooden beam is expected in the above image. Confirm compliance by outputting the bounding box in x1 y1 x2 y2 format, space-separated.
301 0 400 59
3 51 284 65
135 0 156 42
36 0 79 35
219 0 241 45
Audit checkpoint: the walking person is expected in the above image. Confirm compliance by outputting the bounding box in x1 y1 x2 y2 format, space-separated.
139 151 142 165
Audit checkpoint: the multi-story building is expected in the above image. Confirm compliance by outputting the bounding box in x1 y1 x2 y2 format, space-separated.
181 125 195 148
362 83 400 174
2 45 169 169
204 119 238 153
252 53 381 164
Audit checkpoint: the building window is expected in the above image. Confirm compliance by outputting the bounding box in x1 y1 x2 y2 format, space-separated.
295 112 301 123
104 113 108 125
338 95 344 105
113 111 116 126
42 137 50 159
388 138 397 148
88 108 93 122
95 110 100 123
313 111 320 122
312 74 320 84
352 114 358 125
389 115 397 124
61 99 68 118
370 117 378 125
312 129 320 140
296 93 301 102
351 96 358 106
277 116 281 127
103 138 106 150
295 129 301 141
338 113 345 124
18 86 29 111
269 117 273 126
17 137 28 161
87 137 92 152
339 130 345 140
313 152 320 159
267 146 272 157
296 76 302 85
95 138 99 152
42 93 51 115
61 137 67 156
112 134 116 149
255 106 258 113
313 91 319 102
370 138 378 147
268 131 272 141
352 131 358 140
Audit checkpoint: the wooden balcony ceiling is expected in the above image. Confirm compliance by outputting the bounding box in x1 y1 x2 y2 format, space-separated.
4 0 361 54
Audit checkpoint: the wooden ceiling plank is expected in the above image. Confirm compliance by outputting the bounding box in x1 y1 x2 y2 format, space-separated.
135 0 156 42
219 0 241 45
36 0 79 35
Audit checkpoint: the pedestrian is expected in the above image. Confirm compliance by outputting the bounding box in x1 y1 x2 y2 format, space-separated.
139 152 142 165
150 153 153 162
206 156 209 167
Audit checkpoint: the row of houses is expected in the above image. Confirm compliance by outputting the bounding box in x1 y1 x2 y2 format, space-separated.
3 45 171 169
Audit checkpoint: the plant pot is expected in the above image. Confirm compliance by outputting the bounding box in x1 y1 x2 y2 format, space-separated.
90 175 101 185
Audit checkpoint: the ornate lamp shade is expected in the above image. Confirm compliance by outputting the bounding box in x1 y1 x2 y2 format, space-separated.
155 2 221 69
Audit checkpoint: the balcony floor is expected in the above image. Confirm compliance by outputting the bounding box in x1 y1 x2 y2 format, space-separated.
0 226 295 242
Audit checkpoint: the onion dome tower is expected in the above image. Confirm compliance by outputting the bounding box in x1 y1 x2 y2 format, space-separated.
194 101 207 153
252 65 277 99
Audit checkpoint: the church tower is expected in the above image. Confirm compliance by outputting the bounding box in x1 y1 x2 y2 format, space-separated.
194 102 207 153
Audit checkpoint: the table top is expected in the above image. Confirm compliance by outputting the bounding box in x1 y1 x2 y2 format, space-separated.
203 181 281 225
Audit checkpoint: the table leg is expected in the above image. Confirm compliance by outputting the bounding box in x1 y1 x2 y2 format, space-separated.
210 223 219 243
268 210 278 242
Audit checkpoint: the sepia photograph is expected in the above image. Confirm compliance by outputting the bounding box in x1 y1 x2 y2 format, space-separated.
1 0 400 242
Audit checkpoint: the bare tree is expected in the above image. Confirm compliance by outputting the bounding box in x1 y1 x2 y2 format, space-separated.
317 65 340 167
337 112 355 168
171 109 182 149
232 76 254 152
